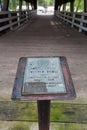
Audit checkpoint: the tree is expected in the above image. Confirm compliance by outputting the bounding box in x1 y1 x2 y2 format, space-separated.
74 0 84 12
66 0 84 12
38 0 54 7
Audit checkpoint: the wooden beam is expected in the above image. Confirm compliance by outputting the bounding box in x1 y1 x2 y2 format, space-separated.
70 0 74 12
31 0 34 10
19 0 23 11
62 4 66 11
33 0 37 10
84 0 87 12
26 2 29 10
1 0 9 11
0 101 87 123
54 0 58 11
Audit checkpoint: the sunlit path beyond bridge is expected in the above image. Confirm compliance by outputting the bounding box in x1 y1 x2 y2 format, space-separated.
0 15 87 103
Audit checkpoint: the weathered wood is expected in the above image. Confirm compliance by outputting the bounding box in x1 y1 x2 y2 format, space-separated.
62 4 66 11
84 0 87 12
19 0 23 11
70 0 74 12
54 0 58 11
0 10 36 32
56 12 87 32
26 2 29 10
0 101 87 123
1 0 9 11
33 0 37 10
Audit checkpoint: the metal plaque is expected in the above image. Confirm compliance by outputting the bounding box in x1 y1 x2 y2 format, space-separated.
22 57 67 95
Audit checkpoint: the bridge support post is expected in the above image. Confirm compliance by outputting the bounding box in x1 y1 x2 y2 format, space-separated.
1 0 9 11
33 0 37 10
19 0 23 11
54 0 58 11
26 2 29 10
26 2 29 20
54 0 61 15
70 0 74 12
84 0 87 12
62 4 66 11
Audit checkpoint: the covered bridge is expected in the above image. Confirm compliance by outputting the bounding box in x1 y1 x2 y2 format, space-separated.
1 0 87 12
0 0 87 130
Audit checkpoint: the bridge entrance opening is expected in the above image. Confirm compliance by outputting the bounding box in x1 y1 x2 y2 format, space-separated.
37 0 54 15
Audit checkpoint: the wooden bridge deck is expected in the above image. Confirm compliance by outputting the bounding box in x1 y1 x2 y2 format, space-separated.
0 14 87 129
0 15 87 102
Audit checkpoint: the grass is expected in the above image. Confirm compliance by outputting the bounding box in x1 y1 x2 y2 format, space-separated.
0 98 87 129
50 123 87 130
0 122 87 130
10 122 30 130
0 100 87 122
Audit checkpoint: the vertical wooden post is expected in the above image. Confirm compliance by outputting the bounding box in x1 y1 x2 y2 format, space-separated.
8 12 13 30
2 0 9 11
70 0 74 12
31 0 34 10
55 0 58 11
84 0 87 12
71 13 75 27
26 2 29 10
62 4 66 11
0 0 1 8
79 14 84 32
19 0 22 11
33 0 37 10
26 2 29 20
37 100 50 130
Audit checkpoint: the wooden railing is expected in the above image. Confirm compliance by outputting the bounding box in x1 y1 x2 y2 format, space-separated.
55 11 87 32
0 10 36 32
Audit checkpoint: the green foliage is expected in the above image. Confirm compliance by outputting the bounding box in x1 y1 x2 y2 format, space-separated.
9 0 27 10
9 0 19 10
18 102 38 121
51 103 65 121
74 0 84 12
46 0 54 6
6 0 85 12
66 0 84 12
38 0 54 7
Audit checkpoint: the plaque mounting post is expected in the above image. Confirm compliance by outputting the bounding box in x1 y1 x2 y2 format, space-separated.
37 100 50 130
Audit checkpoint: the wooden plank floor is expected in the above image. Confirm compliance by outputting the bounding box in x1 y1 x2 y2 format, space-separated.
0 15 87 103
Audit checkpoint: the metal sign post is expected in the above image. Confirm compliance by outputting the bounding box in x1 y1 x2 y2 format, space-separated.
12 56 76 130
